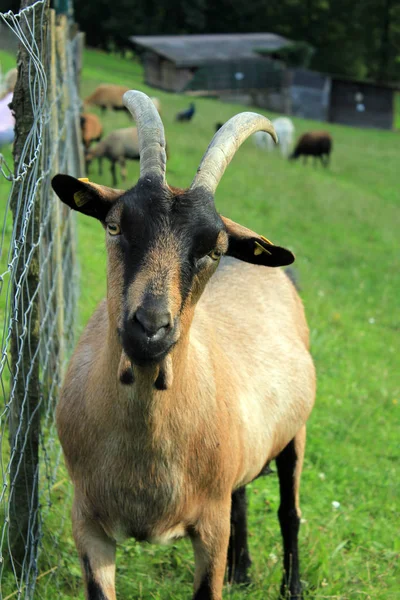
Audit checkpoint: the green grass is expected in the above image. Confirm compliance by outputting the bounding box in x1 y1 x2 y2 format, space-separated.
394 93 400 130
0 47 399 599
0 51 16 77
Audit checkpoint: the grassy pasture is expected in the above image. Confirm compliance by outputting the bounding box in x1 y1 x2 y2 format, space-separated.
0 47 399 599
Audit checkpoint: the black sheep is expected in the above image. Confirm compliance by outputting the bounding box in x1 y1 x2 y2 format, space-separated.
290 131 332 166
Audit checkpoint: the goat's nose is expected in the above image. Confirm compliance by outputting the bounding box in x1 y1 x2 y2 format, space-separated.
134 307 172 339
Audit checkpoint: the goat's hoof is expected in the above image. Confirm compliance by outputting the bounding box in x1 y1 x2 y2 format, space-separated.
232 572 252 587
228 561 252 587
279 581 303 600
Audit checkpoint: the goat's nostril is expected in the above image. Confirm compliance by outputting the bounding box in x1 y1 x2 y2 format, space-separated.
134 308 172 338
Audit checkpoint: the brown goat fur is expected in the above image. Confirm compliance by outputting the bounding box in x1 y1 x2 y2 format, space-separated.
52 115 315 599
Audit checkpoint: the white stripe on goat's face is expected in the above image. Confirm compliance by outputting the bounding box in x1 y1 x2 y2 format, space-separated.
105 179 228 366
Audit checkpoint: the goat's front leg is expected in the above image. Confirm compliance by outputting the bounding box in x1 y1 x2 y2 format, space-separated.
72 502 117 600
190 501 231 600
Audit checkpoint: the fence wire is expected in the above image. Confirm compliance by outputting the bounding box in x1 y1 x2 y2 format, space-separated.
0 1 84 597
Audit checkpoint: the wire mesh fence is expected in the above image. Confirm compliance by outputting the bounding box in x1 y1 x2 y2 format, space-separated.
0 1 84 597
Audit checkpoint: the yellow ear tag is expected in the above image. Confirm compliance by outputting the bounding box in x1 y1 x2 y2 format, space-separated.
78 177 90 182
74 190 90 207
260 235 273 245
254 240 272 256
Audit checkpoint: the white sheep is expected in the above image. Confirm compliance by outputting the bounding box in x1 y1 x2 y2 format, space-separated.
253 117 295 157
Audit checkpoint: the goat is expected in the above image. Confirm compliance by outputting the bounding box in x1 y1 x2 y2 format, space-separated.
176 102 195 122
290 131 332 166
85 127 140 186
80 113 103 151
253 117 295 157
51 91 316 600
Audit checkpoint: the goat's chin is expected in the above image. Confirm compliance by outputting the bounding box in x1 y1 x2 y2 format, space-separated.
122 338 177 369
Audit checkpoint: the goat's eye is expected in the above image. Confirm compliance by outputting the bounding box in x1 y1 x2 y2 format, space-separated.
107 223 121 236
208 249 222 261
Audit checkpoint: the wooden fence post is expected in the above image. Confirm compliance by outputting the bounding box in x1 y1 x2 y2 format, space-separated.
50 8 65 373
8 0 47 574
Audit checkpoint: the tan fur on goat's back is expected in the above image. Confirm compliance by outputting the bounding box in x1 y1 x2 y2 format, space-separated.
197 258 315 485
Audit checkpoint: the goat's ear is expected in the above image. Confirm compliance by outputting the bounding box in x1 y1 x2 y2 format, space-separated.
51 174 124 221
221 216 295 267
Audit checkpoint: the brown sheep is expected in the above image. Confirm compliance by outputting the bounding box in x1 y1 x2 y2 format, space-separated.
84 84 130 114
80 113 103 151
84 85 162 116
290 131 332 166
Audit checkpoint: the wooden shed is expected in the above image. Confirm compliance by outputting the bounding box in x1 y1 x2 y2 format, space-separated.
289 69 331 121
328 77 396 130
129 33 292 94
288 70 397 130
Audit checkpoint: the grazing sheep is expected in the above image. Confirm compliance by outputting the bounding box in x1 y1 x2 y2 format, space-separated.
84 86 161 118
84 84 130 114
253 117 295 157
51 91 315 600
85 127 139 185
290 131 332 166
176 102 195 122
215 122 224 132
86 126 169 185
80 113 103 151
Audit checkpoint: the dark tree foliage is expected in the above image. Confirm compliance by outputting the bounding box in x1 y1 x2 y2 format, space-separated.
257 42 315 69
0 0 20 11
2 0 400 81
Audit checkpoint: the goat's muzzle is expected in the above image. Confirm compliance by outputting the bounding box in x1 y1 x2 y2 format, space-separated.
121 299 179 366
134 305 172 340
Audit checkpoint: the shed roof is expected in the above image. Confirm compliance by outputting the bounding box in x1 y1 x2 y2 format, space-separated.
129 33 292 67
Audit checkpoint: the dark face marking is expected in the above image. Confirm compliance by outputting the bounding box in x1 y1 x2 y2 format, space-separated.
106 180 227 365
82 555 108 600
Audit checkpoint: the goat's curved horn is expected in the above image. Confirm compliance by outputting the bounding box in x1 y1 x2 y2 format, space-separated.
190 112 277 194
123 90 167 183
